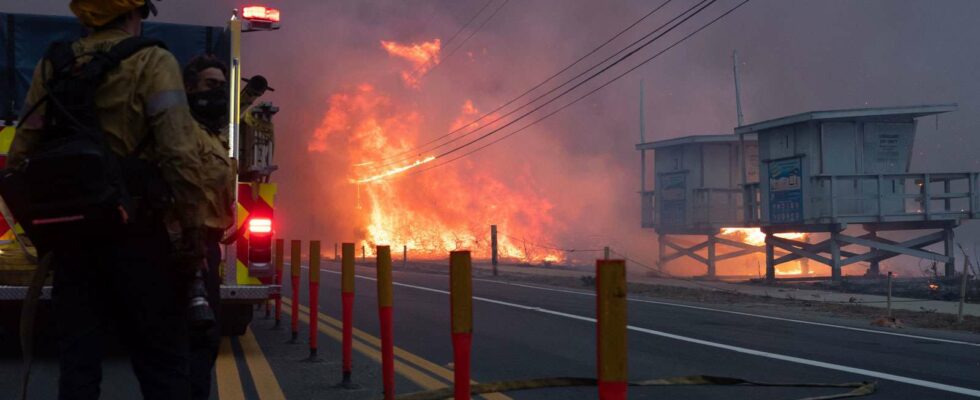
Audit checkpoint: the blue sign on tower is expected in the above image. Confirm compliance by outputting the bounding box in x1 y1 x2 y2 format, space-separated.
768 157 803 224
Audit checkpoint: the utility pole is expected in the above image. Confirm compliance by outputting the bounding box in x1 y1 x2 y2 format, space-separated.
639 80 646 143
639 80 647 218
733 50 744 127
490 225 499 276
734 49 750 225
403 245 407 268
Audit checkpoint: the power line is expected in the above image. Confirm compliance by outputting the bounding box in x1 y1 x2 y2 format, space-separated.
371 0 720 177
366 0 675 172
403 0 748 178
421 0 511 80
443 0 496 51
407 0 496 81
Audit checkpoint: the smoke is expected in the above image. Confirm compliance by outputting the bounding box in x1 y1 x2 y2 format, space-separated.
8 0 980 274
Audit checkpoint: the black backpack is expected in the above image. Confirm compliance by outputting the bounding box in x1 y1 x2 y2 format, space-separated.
0 36 168 250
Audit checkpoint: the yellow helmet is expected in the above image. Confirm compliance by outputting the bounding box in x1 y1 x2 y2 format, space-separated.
70 0 157 28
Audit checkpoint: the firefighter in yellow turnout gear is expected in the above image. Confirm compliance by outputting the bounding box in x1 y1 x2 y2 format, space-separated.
8 1 214 398
182 54 274 399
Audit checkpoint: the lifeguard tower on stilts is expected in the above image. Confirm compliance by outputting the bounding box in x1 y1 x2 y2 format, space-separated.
637 134 769 277
736 104 979 282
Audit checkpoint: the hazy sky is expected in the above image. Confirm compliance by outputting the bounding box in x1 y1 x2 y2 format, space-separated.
5 0 980 274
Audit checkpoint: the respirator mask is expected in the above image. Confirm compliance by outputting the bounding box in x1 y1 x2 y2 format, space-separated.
188 85 229 132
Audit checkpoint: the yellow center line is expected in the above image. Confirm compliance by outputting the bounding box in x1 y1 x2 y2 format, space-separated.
290 305 446 390
215 337 245 400
239 327 287 400
283 298 511 400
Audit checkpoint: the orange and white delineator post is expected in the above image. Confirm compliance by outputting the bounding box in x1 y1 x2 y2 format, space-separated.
341 242 356 385
308 240 321 358
597 259 628 400
289 239 301 343
274 238 284 328
376 245 395 400
450 251 473 400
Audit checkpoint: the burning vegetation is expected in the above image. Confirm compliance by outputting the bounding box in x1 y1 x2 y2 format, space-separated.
720 228 813 276
380 39 441 88
307 40 563 264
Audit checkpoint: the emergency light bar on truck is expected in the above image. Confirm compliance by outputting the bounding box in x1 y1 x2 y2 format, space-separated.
241 6 280 31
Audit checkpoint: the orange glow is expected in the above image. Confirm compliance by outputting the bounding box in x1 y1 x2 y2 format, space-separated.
309 84 563 264
720 228 812 275
380 39 441 87
720 227 806 246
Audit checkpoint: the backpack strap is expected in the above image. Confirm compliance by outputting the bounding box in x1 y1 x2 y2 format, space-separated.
44 41 77 75
77 36 167 82
107 37 168 158
21 37 171 131
46 36 167 157
13 42 77 129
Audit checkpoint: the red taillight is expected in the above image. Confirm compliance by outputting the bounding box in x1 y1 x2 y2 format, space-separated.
242 6 281 22
249 218 272 234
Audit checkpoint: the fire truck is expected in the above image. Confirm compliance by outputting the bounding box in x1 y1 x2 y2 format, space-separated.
0 8 282 338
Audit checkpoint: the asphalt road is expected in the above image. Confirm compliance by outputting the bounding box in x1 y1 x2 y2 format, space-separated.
3 259 979 399
292 260 980 399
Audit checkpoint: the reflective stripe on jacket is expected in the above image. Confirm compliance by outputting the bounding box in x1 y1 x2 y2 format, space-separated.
10 28 212 229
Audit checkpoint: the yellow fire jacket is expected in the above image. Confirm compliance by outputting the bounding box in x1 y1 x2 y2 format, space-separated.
199 91 270 231
198 125 235 231
9 28 211 229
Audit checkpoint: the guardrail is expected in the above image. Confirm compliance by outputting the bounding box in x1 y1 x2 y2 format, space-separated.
811 172 978 222
743 172 980 224
640 188 749 229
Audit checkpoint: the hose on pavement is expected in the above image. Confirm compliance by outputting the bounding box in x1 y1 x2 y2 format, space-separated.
392 375 876 400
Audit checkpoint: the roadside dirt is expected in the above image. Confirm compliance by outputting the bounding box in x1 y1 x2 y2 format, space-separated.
516 272 980 333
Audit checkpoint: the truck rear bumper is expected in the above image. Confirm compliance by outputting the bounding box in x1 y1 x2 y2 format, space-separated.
0 284 279 303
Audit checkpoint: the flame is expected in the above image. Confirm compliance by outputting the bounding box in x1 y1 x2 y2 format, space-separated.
354 156 436 184
720 228 812 275
380 39 441 87
459 99 478 115
720 227 806 246
309 83 563 264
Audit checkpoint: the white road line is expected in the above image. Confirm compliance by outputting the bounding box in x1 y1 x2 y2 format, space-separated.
471 278 980 348
319 269 980 398
316 265 979 347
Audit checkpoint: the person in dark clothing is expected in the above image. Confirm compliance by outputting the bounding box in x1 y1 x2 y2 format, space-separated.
183 54 234 400
52 220 189 400
10 1 214 398
181 52 273 399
